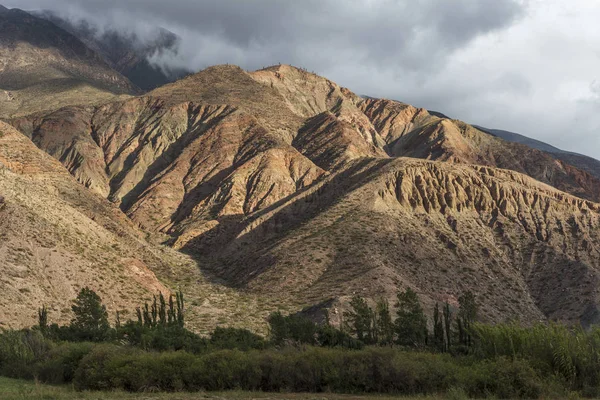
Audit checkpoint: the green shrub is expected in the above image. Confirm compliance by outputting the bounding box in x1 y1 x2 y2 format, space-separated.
108 351 196 392
0 329 51 379
73 344 135 391
118 322 208 354
186 350 262 391
70 345 548 397
472 323 600 394
210 327 266 351
35 342 95 384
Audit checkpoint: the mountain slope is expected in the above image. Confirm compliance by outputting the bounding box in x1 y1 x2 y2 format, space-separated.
6 63 600 328
10 65 382 234
0 120 168 328
359 98 600 203
0 6 137 118
476 125 600 180
0 121 285 333
183 157 600 327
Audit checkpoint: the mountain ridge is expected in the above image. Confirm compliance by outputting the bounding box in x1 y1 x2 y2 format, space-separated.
2 17 600 331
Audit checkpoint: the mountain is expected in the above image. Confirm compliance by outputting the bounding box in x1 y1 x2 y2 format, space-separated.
0 120 167 328
7 63 600 329
476 126 600 180
0 119 282 333
0 6 137 118
33 10 191 90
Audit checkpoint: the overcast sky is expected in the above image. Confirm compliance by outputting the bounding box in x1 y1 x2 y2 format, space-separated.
5 0 600 158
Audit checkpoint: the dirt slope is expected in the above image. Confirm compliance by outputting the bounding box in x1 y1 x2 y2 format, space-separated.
183 157 600 327
5 63 600 328
0 121 280 333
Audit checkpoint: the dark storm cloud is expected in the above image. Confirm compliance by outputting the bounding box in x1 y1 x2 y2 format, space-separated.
4 0 524 74
7 0 600 159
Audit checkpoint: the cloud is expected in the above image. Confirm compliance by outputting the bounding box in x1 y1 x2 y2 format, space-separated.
6 0 600 159
4 0 524 73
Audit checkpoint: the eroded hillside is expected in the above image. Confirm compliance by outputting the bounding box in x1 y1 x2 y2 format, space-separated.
0 121 281 332
5 61 600 329
183 158 600 326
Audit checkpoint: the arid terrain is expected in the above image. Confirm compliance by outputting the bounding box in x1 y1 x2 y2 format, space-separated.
2 5 600 333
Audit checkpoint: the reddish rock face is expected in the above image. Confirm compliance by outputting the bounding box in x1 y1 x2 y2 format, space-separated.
0 121 168 328
6 63 600 329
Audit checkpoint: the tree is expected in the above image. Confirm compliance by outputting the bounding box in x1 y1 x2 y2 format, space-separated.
70 287 110 341
168 294 175 325
143 302 152 327
343 296 375 344
394 288 427 347
433 303 444 352
176 290 185 327
443 302 452 351
38 305 48 333
267 311 316 345
458 291 477 347
151 296 158 326
375 298 394 345
158 293 167 326
136 307 143 326
115 310 121 329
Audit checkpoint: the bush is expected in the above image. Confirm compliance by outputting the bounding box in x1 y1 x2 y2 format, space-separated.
107 351 197 392
0 329 52 379
471 323 600 394
210 327 266 351
35 342 95 384
268 312 317 345
70 345 547 397
316 324 363 349
118 322 208 354
73 344 134 391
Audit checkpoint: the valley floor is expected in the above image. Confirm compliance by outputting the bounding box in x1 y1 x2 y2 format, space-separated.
0 377 435 400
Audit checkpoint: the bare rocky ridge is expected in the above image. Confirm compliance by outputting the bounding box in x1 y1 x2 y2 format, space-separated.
475 125 600 181
0 121 279 332
185 158 600 326
359 98 600 203
4 58 600 329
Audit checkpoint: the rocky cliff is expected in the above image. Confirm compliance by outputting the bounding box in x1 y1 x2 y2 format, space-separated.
5 62 600 329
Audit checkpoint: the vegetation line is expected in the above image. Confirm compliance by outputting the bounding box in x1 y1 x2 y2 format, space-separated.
1 288 599 398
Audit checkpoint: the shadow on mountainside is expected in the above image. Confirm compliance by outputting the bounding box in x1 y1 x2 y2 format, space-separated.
178 156 600 327
178 157 394 286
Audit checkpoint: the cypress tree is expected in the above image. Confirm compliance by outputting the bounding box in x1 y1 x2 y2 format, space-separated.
38 305 48 332
168 294 175 325
443 302 452 351
151 295 158 327
159 293 167 326
375 298 394 346
458 291 477 347
136 307 143 326
433 303 444 352
143 302 151 327
176 290 185 327
394 288 427 347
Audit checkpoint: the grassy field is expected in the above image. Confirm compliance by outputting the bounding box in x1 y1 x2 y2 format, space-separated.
0 377 437 400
